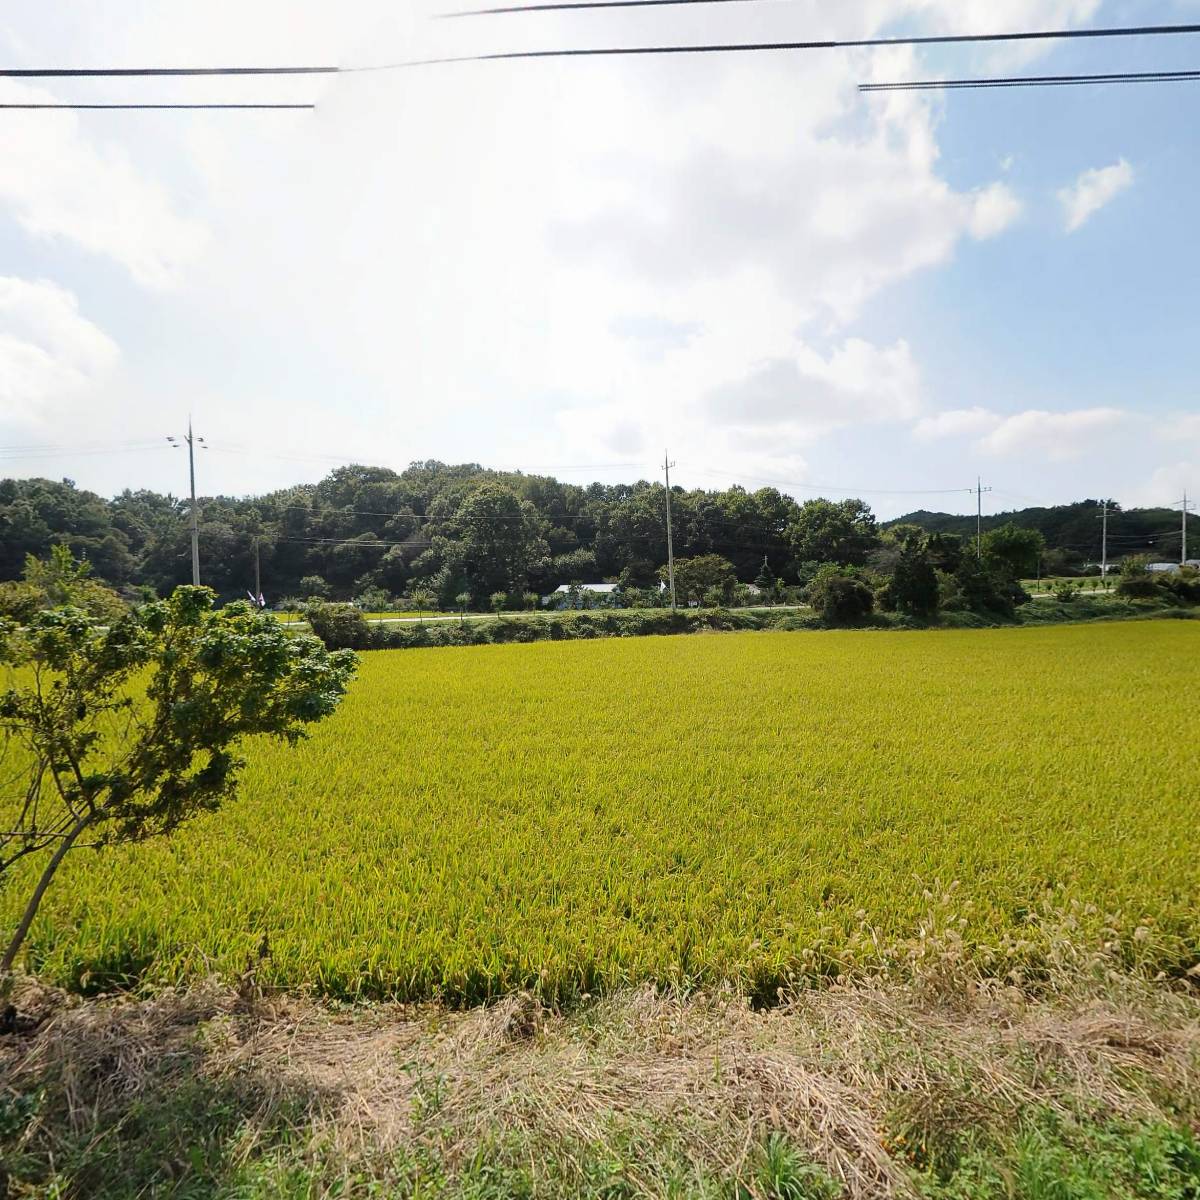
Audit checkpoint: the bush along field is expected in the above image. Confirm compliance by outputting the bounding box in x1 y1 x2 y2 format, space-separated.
4 621 1197 1005
297 591 1198 651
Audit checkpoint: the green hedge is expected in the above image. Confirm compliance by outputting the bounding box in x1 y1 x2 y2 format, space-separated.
370 609 780 650
297 597 1196 652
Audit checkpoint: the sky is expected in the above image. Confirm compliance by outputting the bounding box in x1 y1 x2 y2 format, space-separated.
0 0 1197 520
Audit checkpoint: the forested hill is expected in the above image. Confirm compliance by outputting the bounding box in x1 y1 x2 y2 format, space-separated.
892 501 1186 566
0 465 1183 605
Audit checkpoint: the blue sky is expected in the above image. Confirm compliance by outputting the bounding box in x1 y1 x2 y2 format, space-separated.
0 0 1196 519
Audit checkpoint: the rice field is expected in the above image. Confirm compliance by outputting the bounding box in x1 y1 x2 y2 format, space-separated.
7 622 1198 1000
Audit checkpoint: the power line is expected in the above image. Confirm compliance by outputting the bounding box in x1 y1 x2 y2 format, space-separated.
861 69 1200 93
0 66 338 78
367 22 1200 69
6 23 1199 78
444 0 800 14
0 442 165 461
0 102 315 110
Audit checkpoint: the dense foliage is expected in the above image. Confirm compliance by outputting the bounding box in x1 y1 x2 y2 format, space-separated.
2 469 1189 610
3 623 1194 1001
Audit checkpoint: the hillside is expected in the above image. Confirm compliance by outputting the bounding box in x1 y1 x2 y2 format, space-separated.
891 500 1186 564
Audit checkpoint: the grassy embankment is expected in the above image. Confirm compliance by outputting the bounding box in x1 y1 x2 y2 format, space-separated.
4 959 1200 1199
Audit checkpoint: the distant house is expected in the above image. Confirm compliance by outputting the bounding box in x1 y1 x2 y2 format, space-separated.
1148 562 1183 574
543 582 621 610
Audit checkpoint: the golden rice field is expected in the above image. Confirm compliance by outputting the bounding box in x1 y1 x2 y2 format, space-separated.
7 622 1199 1001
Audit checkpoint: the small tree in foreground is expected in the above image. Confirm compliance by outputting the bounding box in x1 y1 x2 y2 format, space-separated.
0 588 357 978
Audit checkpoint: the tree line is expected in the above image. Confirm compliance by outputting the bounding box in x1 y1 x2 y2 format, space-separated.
0 464 1183 610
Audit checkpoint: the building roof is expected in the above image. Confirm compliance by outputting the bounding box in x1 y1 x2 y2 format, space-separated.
552 582 620 594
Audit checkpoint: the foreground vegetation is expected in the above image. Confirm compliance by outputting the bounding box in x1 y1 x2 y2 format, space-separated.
3 622 1195 1003
3 952 1199 1199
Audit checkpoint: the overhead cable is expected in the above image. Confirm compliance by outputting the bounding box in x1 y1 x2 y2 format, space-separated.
445 0 813 15
861 69 1200 92
5 23 1200 77
0 102 315 110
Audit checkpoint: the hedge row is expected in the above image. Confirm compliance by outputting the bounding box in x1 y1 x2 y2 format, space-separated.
299 596 1194 652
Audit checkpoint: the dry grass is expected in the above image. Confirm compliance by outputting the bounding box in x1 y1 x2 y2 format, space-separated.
3 956 1199 1199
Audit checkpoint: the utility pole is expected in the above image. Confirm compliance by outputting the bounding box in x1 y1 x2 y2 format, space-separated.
975 477 992 559
1100 498 1110 578
254 536 262 600
167 421 205 586
1179 491 1196 566
663 450 677 611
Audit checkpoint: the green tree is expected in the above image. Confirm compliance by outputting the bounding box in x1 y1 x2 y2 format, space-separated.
299 574 331 600
754 556 776 598
955 554 1021 617
455 484 548 601
301 600 372 650
786 499 879 567
1115 554 1160 599
409 587 437 623
888 529 940 618
805 565 875 625
664 555 737 606
20 545 126 624
0 588 356 977
981 523 1046 581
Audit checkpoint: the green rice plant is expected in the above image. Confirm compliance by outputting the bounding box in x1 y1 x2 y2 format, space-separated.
3 623 1197 1001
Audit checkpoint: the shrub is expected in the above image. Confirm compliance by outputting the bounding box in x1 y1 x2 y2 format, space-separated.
354 586 393 612
5 546 127 625
303 600 372 650
1158 566 1200 604
0 581 43 624
1116 556 1160 600
1052 581 1081 603
806 566 875 626
936 570 966 612
955 555 1023 618
299 575 331 600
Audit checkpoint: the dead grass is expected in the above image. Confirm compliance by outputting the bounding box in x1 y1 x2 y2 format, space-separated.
3 958 1199 1199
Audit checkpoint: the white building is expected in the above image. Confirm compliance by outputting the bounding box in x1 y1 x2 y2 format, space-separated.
1147 562 1200 574
543 582 622 609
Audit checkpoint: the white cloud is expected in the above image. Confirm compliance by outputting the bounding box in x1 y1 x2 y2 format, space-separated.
978 408 1130 460
0 0 1106 497
0 277 119 424
0 80 208 288
1124 462 1196 511
1058 160 1135 234
968 183 1022 240
913 407 1003 441
1162 413 1200 445
706 339 922 433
